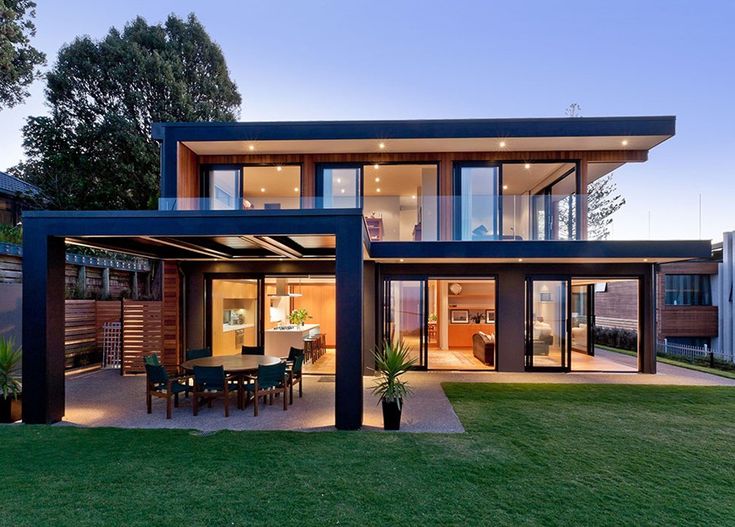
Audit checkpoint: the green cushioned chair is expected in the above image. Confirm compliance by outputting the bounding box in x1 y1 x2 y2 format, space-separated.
241 345 264 356
144 363 190 419
288 354 304 405
192 365 240 417
186 347 212 361
245 361 288 416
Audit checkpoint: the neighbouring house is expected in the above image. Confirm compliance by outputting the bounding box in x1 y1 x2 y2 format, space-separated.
713 232 735 356
0 170 38 226
21 116 711 429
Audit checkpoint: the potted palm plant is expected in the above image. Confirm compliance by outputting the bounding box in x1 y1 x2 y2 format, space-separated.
0 337 22 423
372 337 416 430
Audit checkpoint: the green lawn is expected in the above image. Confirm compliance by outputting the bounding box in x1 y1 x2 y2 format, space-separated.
2 384 735 526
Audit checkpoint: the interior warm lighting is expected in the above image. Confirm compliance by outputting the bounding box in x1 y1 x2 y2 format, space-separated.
340 188 345 193
524 163 531 169
294 187 299 192
375 177 380 182
376 188 381 192
499 141 506 148
621 139 629 146
399 259 405 262
260 187 266 192
378 142 385 149
503 185 508 190
373 164 379 170
248 144 255 151
518 258 523 262
643 258 649 262
276 166 282 171
411 195 416 199
336 178 342 183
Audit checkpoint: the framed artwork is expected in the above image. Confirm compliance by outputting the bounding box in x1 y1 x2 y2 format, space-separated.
485 310 496 322
450 309 469 324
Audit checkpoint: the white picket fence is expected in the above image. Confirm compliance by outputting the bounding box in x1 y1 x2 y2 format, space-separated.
656 339 734 366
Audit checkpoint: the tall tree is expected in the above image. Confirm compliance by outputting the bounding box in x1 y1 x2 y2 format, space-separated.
586 174 626 239
13 13 241 210
0 0 45 109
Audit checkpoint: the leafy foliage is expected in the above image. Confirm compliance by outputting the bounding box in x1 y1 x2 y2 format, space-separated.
587 174 626 239
0 0 45 109
13 13 241 210
0 224 22 244
288 308 311 326
0 337 22 399
371 337 416 408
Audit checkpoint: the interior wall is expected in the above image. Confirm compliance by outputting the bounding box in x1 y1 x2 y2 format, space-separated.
291 283 336 347
211 280 258 356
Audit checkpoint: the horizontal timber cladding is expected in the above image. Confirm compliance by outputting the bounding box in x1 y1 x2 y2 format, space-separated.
161 261 180 369
656 261 719 340
122 299 163 374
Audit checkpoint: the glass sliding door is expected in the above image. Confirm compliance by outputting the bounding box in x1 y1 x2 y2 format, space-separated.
383 279 427 368
318 165 361 209
526 279 570 370
207 168 242 210
454 163 501 240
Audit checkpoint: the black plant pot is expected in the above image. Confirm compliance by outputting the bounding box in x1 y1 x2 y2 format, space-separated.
0 397 12 424
382 399 402 430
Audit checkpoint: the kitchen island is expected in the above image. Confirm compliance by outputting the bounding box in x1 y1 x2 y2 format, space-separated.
264 323 320 357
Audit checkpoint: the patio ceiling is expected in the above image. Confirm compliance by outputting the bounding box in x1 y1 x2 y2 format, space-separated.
66 234 337 260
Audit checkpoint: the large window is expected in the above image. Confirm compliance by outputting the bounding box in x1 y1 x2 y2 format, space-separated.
664 275 712 305
204 165 301 210
455 163 500 240
318 166 360 209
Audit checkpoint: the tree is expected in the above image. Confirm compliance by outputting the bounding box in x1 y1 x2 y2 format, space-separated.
13 13 241 210
0 0 45 109
586 174 626 239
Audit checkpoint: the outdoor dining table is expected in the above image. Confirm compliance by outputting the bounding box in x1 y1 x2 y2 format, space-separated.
181 354 283 410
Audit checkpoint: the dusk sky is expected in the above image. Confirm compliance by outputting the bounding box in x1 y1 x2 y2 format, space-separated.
1 0 733 242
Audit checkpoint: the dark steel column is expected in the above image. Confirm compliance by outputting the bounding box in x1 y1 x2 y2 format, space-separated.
22 223 66 423
639 266 657 373
495 269 526 372
335 217 364 430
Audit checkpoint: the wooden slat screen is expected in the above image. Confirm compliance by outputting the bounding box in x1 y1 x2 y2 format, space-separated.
95 300 122 348
122 299 163 374
64 300 97 367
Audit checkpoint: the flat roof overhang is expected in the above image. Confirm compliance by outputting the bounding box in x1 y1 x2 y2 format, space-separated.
368 240 711 264
153 116 675 155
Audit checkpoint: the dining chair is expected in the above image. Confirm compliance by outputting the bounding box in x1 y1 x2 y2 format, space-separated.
143 353 161 366
186 347 212 361
288 354 304 404
241 345 264 356
288 346 303 361
144 363 191 419
245 362 288 416
192 365 240 417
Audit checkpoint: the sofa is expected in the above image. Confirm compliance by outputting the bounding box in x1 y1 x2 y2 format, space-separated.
472 332 495 366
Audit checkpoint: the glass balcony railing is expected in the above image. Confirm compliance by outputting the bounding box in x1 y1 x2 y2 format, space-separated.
159 194 587 242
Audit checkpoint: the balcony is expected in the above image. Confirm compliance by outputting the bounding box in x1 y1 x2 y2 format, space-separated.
159 193 587 242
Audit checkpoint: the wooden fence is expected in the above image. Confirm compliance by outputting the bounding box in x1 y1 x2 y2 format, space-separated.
64 299 170 373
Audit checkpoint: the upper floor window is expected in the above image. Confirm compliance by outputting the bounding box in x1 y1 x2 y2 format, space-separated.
454 163 500 241
664 274 711 306
203 165 301 210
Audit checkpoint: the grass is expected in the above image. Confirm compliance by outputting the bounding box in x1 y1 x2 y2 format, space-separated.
598 344 735 380
2 384 735 526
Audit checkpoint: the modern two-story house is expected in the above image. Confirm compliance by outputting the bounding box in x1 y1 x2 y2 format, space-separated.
22 116 711 429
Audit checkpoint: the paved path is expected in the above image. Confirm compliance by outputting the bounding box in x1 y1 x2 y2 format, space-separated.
60 358 735 433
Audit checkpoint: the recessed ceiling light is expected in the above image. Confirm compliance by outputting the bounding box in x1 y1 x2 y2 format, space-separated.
499 141 506 148
294 187 299 192
248 145 255 151
503 185 508 190
524 163 531 169
376 188 381 193
374 164 379 170
518 258 523 262
399 258 405 262
276 166 282 171
643 258 649 262
337 178 342 183
411 195 416 199
622 139 629 146
340 188 345 193
260 187 266 192
375 177 380 182
378 142 385 149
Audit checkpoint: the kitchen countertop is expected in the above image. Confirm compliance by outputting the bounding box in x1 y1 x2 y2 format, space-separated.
265 323 320 333
222 323 255 333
